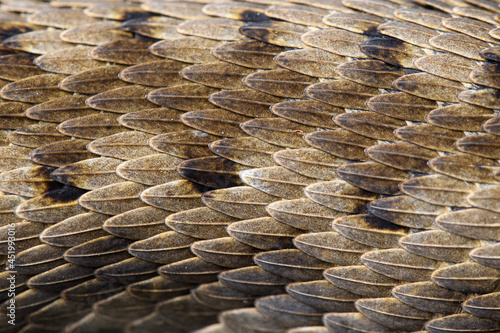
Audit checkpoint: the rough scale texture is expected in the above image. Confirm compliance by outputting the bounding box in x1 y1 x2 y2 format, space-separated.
0 0 499 333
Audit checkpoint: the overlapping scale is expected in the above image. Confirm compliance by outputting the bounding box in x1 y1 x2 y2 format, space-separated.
0 0 499 332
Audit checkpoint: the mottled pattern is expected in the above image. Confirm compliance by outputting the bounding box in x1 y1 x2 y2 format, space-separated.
0 1 499 333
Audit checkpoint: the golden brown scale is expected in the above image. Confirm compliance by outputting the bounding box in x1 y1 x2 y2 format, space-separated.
0 0 499 332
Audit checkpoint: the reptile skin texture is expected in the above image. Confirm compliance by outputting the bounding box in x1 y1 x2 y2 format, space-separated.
0 0 499 332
